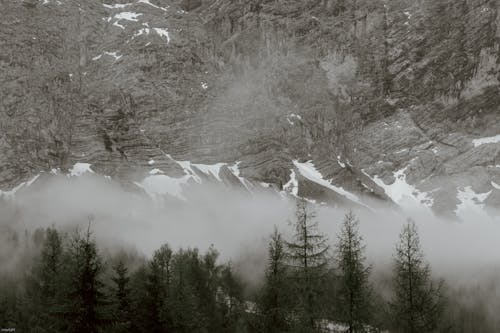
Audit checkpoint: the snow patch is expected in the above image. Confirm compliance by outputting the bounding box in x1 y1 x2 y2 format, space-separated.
455 186 491 219
153 28 170 43
472 135 500 147
228 161 250 189
108 11 142 29
93 51 122 61
362 166 433 208
492 181 500 190
337 155 345 168
138 0 168 11
69 163 95 177
103 3 132 9
293 160 364 206
283 169 298 196
136 175 190 201
192 163 225 181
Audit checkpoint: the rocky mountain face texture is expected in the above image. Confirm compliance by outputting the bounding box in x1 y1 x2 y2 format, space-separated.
1 0 500 217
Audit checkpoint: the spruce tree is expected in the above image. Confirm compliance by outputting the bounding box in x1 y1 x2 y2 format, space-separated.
110 260 132 333
286 199 329 332
390 219 444 333
260 227 290 333
64 226 107 333
335 211 372 333
25 227 64 332
146 243 174 333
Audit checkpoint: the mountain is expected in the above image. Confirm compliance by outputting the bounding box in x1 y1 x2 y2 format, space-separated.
1 0 500 217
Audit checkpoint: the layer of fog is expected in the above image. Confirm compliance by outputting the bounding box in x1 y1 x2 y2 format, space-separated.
1 174 500 289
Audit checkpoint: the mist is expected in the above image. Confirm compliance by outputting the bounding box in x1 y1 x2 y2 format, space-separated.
1 174 500 288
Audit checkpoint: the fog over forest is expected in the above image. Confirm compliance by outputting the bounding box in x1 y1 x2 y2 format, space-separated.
2 174 500 285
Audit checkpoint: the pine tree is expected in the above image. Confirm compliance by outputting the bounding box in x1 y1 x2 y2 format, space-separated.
25 227 64 332
110 260 132 333
286 199 329 332
218 263 245 333
260 227 290 333
146 244 174 333
170 248 204 333
335 211 372 333
390 219 444 333
64 226 107 333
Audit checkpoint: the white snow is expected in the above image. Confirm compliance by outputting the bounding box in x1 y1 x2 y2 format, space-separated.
136 174 191 200
114 11 142 21
455 186 491 219
148 159 155 165
492 181 500 190
283 169 299 196
149 168 164 175
103 3 132 9
138 0 168 11
108 11 142 29
93 51 122 61
0 174 41 199
286 113 302 126
201 82 208 89
26 174 40 187
228 161 250 189
472 134 500 147
134 27 150 37
153 28 170 43
192 163 225 181
293 160 364 205
362 166 433 208
337 155 345 168
69 163 95 177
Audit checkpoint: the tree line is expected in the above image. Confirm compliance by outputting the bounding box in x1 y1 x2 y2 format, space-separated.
0 199 497 332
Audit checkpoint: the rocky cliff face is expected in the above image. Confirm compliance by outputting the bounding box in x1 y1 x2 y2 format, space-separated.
1 0 500 217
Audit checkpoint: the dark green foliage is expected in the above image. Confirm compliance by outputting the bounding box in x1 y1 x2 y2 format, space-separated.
258 227 291 333
286 199 329 332
24 227 65 332
109 261 132 333
390 220 444 333
335 211 372 333
62 227 107 333
1 215 498 333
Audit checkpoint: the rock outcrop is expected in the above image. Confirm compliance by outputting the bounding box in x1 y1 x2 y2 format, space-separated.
1 0 500 216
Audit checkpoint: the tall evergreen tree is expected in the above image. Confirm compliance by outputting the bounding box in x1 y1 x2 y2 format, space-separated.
24 227 64 332
335 211 372 333
64 226 107 333
259 226 290 333
110 260 132 333
145 244 174 333
286 199 329 332
390 220 444 333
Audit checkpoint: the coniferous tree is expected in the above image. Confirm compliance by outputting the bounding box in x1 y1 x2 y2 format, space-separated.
24 227 64 332
259 227 290 333
145 244 174 333
335 211 372 333
170 248 204 333
64 226 107 333
390 220 444 333
286 199 329 332
110 260 132 333
218 263 245 333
